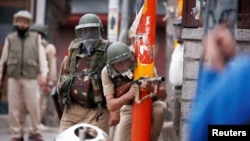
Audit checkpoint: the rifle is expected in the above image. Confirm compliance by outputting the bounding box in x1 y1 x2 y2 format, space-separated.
115 76 165 98
51 86 63 121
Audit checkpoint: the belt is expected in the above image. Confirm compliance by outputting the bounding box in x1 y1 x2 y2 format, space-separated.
73 101 107 109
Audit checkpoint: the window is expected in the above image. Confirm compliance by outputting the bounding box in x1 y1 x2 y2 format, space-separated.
182 0 250 29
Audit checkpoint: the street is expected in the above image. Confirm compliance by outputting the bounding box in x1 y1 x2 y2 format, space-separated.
0 126 59 141
0 115 59 141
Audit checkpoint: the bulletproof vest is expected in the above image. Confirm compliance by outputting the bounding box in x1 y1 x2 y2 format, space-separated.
68 39 110 108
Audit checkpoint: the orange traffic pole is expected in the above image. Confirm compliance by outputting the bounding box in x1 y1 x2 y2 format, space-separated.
131 0 156 140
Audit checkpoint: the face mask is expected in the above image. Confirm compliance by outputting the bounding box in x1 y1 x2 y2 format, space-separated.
121 69 133 79
15 25 29 39
82 39 100 56
81 28 100 56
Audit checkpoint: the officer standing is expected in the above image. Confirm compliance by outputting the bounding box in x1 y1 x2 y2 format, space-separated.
56 13 111 134
0 10 48 141
30 23 58 129
101 42 167 141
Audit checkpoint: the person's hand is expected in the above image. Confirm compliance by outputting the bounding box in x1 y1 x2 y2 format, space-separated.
215 24 235 60
43 85 52 96
204 24 235 71
108 111 120 127
38 76 47 88
125 84 137 100
140 81 154 93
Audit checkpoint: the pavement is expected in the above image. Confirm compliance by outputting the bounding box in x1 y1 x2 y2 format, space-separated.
0 114 59 141
0 112 176 141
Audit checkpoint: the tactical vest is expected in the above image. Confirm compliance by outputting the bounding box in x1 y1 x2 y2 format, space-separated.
67 39 110 108
6 32 39 79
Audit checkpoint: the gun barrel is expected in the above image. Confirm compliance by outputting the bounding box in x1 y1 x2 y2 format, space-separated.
143 77 165 83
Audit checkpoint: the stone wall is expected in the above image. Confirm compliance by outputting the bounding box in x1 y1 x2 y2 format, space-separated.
180 28 250 141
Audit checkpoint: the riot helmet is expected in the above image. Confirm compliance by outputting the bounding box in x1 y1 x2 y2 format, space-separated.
30 24 47 38
75 13 103 55
107 42 135 78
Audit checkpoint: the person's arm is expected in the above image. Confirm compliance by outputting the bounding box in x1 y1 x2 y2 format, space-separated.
38 35 48 87
140 67 167 101
46 44 57 85
203 24 235 71
140 81 167 101
0 38 9 84
56 55 70 92
43 44 57 95
101 67 136 112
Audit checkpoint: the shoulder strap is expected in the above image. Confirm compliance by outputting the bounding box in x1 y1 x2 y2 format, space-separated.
68 39 82 74
106 64 114 81
68 48 79 75
88 40 111 73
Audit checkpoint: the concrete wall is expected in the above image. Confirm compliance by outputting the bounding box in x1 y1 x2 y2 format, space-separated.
180 28 250 141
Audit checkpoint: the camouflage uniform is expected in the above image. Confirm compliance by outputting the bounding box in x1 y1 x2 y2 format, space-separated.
57 38 110 133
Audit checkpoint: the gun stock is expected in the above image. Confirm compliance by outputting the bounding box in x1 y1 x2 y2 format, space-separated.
114 76 165 98
51 86 63 121
115 82 134 98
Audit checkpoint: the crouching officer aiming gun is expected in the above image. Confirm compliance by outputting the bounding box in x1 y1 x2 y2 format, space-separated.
115 76 165 101
101 42 168 141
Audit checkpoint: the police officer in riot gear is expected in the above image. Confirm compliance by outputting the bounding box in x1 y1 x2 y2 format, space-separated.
101 42 167 141
75 13 104 56
56 13 111 134
106 42 135 80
